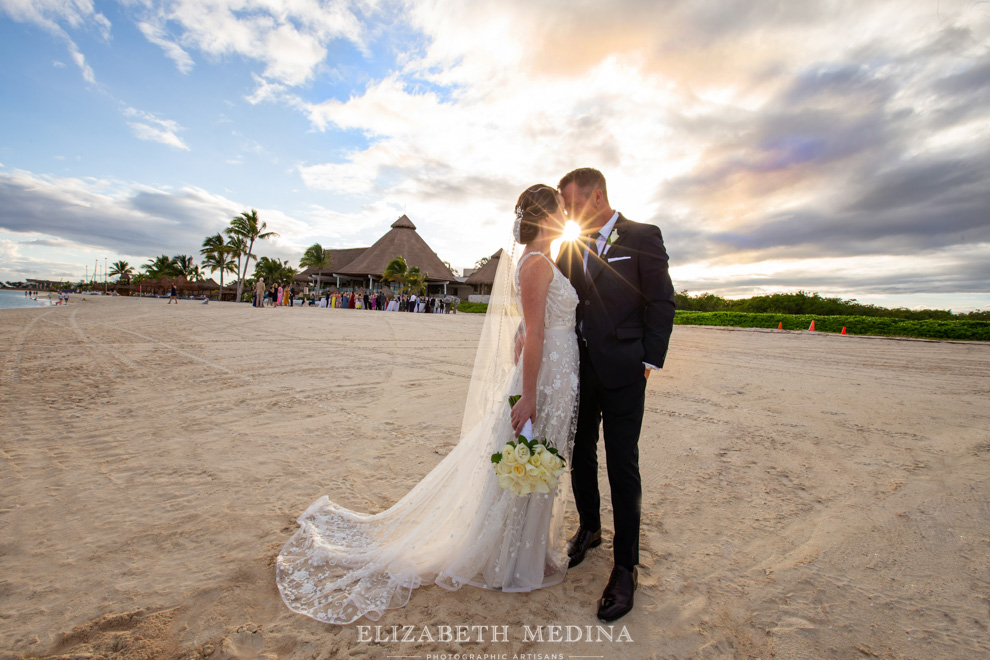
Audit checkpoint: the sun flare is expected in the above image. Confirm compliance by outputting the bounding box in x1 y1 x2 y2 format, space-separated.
550 220 583 261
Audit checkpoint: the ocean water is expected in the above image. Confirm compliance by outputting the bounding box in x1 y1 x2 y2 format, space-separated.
0 290 57 310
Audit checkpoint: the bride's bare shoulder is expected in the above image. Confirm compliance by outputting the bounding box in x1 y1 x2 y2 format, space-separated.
517 252 553 285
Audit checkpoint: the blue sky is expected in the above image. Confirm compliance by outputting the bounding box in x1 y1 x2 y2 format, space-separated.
1 0 988 311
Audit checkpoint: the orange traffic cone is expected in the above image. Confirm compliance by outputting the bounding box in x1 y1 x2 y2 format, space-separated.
778 321 783 330
841 326 847 335
808 320 816 331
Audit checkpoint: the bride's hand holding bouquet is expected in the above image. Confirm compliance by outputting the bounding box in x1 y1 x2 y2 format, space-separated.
491 395 567 497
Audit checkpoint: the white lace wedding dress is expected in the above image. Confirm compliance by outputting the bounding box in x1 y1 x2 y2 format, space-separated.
276 250 580 624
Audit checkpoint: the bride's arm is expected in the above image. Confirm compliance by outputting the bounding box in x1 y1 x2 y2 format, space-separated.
510 256 553 434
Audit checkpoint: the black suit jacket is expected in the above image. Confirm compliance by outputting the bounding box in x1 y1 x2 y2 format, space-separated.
557 214 676 389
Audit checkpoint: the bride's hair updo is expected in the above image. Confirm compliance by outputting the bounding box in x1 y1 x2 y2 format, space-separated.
514 184 559 244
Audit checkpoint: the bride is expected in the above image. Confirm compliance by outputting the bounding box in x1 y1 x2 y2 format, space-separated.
276 184 580 624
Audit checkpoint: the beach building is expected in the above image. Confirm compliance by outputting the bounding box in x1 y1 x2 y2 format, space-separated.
293 247 369 294
24 278 65 290
115 276 223 298
296 215 460 297
463 249 503 303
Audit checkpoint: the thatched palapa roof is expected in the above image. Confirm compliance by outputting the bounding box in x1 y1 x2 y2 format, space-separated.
295 248 369 283
337 216 456 281
464 249 504 286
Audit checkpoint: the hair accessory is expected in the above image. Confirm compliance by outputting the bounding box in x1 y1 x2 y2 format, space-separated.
513 206 525 243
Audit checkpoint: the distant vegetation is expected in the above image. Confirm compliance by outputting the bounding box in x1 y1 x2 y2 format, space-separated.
675 290 989 320
675 311 990 341
457 302 489 314
674 291 989 341
457 292 990 340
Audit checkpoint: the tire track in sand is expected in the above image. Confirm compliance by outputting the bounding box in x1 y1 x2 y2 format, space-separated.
0 307 57 387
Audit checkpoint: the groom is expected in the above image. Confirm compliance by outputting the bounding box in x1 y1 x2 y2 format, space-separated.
556 168 675 622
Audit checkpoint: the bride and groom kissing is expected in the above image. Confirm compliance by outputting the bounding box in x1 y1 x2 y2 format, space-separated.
277 168 676 626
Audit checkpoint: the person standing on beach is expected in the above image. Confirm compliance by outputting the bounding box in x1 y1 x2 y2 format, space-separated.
255 278 266 307
168 284 178 304
554 167 675 622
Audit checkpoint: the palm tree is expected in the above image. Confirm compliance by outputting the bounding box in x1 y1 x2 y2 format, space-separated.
108 260 134 281
299 243 332 294
406 265 426 295
143 254 176 279
253 256 296 286
171 255 198 279
201 233 237 300
226 209 278 302
475 256 490 269
382 256 408 294
225 234 249 294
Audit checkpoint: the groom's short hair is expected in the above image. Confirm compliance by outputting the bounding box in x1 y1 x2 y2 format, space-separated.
559 167 608 202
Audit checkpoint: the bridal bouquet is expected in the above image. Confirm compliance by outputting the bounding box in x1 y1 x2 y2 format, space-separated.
490 395 567 496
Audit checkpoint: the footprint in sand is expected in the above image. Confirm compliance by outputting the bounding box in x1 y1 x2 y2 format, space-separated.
215 624 272 659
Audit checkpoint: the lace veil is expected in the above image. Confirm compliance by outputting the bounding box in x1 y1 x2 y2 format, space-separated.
459 242 523 439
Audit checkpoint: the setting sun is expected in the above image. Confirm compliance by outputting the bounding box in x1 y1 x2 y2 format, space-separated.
561 220 581 242
550 220 583 261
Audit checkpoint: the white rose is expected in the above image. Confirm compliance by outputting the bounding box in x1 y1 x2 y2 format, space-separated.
514 443 531 463
495 461 512 475
528 454 542 468
502 445 518 464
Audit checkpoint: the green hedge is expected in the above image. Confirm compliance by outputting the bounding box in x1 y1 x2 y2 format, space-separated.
457 302 489 314
674 311 990 341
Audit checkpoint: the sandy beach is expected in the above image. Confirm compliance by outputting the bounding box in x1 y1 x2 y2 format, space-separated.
1 296 988 659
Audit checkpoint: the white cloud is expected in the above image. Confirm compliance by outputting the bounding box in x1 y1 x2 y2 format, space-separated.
245 72 288 105
128 122 190 150
137 19 195 74
124 107 190 150
0 0 110 82
0 169 312 276
0 237 88 281
137 0 371 87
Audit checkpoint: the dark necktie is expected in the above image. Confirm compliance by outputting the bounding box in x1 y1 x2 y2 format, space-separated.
583 230 602 274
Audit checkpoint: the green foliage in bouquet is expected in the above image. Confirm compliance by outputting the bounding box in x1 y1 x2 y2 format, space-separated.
490 395 566 466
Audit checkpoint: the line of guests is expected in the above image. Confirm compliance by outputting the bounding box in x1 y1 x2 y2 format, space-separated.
316 291 457 313
254 283 297 307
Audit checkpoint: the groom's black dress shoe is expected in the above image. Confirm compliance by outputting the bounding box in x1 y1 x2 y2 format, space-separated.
597 564 638 622
566 526 602 568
